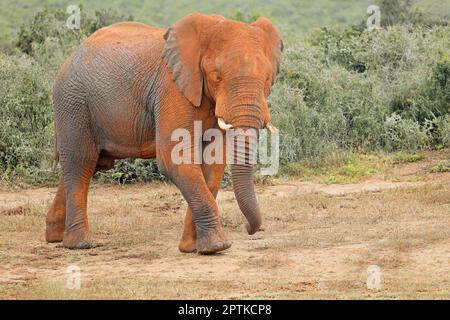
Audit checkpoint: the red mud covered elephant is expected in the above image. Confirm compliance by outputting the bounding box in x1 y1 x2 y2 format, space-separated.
46 13 282 254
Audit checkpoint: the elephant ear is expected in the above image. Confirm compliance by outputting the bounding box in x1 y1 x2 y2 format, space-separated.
163 13 224 107
251 17 283 81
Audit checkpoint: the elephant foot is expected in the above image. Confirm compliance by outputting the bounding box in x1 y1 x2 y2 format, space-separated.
45 208 65 243
179 238 197 253
63 229 99 249
45 224 64 243
196 229 232 254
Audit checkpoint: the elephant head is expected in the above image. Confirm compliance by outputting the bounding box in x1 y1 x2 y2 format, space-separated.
163 13 282 234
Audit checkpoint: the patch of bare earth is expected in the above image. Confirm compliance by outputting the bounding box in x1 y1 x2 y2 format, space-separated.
0 158 449 299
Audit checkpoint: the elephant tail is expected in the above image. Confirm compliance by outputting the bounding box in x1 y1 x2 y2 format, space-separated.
51 124 59 172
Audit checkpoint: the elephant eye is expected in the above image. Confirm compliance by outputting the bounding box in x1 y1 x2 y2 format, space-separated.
210 71 221 82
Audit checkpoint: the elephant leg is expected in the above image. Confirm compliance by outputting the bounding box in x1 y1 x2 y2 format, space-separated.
164 162 230 254
45 177 66 242
59 141 99 249
95 155 115 172
45 155 112 243
179 163 226 253
179 208 196 253
62 157 98 249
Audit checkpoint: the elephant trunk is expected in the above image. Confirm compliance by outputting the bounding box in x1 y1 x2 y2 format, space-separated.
228 123 262 235
216 84 268 234
231 163 262 235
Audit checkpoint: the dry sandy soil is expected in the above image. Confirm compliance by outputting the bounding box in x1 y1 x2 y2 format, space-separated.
0 156 449 299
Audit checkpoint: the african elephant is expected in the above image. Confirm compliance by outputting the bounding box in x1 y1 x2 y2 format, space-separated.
45 13 282 254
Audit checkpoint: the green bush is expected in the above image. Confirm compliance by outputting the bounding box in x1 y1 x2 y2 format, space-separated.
378 0 449 28
270 24 450 164
95 159 166 184
1 7 135 184
0 53 53 182
228 9 261 23
15 7 133 79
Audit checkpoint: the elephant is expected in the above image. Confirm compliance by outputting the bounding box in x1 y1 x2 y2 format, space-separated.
45 13 282 254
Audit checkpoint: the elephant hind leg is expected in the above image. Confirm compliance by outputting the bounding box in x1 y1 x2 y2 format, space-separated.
57 123 99 249
95 155 115 172
46 155 114 244
45 177 66 242
62 154 99 249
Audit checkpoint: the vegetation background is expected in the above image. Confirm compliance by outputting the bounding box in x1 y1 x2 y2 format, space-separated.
0 0 449 185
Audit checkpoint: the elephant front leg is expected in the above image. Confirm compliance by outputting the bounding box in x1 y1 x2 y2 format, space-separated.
168 163 230 254
179 163 226 253
179 208 196 253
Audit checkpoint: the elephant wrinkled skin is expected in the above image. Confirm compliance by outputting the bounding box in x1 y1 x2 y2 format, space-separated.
45 13 282 254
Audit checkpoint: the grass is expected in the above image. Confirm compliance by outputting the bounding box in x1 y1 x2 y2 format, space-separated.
279 150 450 183
390 152 424 164
280 154 388 184
431 160 450 173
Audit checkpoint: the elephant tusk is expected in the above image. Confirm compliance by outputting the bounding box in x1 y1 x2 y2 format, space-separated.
218 118 233 130
266 122 278 133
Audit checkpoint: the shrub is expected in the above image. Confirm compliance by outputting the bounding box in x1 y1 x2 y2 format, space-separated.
15 7 133 79
96 159 166 184
270 24 450 164
378 0 449 28
228 9 261 23
0 53 53 182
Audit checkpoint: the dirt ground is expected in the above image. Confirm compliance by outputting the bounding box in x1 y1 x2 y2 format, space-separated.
0 155 449 299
